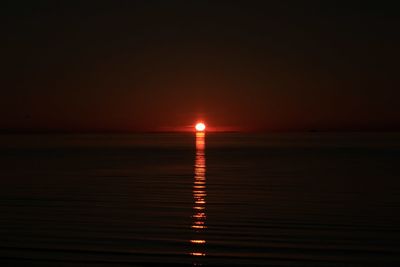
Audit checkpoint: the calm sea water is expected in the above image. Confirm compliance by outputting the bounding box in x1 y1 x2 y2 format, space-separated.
0 133 400 266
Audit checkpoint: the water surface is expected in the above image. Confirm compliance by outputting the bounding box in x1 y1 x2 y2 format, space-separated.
0 133 399 266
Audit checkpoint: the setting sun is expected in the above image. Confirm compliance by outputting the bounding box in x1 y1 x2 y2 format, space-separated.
195 122 206 131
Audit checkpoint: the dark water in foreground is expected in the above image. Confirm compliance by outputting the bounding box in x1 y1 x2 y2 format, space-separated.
1 133 400 266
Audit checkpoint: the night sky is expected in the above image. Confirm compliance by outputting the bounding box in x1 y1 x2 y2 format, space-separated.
2 1 399 132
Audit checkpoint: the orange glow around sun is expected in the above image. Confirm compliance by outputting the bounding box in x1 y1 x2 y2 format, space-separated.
195 122 206 131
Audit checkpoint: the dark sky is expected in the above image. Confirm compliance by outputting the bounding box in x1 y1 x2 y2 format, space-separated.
2 1 400 132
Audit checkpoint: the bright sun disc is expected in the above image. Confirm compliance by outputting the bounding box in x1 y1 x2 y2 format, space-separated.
195 123 206 131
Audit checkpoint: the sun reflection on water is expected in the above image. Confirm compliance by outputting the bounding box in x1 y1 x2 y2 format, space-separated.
190 132 207 263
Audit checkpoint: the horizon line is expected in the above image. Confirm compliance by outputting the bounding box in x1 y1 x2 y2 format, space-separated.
1 128 400 134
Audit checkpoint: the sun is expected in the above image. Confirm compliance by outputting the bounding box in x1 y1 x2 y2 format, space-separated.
195 122 206 131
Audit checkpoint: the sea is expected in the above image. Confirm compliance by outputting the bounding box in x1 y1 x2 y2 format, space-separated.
0 132 399 266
